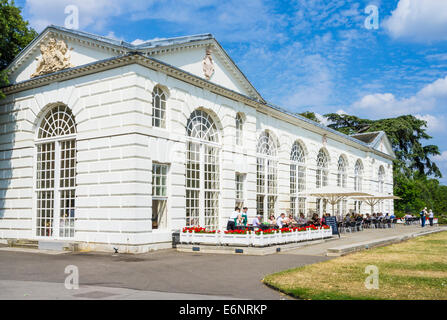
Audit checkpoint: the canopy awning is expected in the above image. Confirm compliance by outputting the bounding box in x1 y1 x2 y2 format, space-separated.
298 187 373 215
351 193 401 211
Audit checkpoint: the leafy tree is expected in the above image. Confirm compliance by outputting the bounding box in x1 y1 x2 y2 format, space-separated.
325 113 442 178
0 0 37 98
297 111 321 123
320 112 445 217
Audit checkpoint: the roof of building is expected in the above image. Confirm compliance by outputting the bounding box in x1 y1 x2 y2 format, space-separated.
2 26 396 160
350 131 382 144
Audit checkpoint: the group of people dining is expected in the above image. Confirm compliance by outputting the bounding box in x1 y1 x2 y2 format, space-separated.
227 206 328 231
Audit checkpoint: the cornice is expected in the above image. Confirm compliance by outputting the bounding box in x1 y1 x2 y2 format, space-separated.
1 53 395 161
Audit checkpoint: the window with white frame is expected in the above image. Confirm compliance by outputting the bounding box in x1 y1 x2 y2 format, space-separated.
36 105 76 238
256 131 278 220
336 199 347 217
152 86 167 128
235 113 243 146
235 173 245 208
316 149 329 188
337 156 347 188
152 163 168 230
378 166 385 193
185 110 220 230
290 141 306 216
354 159 364 191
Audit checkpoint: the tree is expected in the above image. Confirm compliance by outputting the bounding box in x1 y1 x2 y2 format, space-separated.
297 111 320 123
0 0 37 98
325 113 442 178
321 112 445 216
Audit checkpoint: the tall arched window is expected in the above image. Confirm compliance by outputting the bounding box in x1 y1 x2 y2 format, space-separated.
235 113 243 146
337 156 347 188
378 166 385 193
185 109 220 230
378 166 385 212
290 141 306 216
36 105 76 238
316 149 329 188
152 86 167 128
256 131 278 220
354 160 364 191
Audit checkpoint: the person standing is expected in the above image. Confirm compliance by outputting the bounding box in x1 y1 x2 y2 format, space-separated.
227 207 240 231
420 208 426 228
429 209 434 227
241 207 248 227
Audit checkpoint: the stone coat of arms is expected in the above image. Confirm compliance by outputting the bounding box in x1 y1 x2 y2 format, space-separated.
202 47 215 80
31 38 74 78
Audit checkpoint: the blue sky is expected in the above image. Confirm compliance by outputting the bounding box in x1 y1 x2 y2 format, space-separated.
15 0 447 184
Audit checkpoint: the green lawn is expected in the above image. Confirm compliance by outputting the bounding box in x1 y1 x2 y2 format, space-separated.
263 231 447 300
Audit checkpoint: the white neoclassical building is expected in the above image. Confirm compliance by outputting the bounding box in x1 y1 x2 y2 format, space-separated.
0 26 396 252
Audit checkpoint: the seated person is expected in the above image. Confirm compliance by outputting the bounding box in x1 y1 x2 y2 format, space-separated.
311 213 321 226
268 214 276 226
287 214 297 226
297 213 307 225
276 213 286 228
252 215 262 228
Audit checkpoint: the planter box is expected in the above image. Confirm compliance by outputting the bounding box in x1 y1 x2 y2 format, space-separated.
191 233 219 244
220 233 251 246
281 232 295 244
180 232 193 244
252 234 267 247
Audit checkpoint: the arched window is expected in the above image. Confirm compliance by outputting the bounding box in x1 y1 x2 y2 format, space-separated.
337 156 347 188
36 105 76 238
235 113 243 146
290 141 306 216
185 110 220 230
316 149 329 188
354 159 364 191
152 86 167 128
256 131 278 220
378 166 385 193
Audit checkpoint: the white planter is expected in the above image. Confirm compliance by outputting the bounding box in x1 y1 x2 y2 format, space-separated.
252 234 267 247
281 232 294 244
310 229 320 240
192 233 219 244
180 232 192 244
221 233 251 246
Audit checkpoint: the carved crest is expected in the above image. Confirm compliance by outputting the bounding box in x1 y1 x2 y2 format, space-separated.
202 47 215 80
31 38 74 78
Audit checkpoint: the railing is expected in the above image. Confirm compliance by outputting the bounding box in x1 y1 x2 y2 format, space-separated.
180 227 333 247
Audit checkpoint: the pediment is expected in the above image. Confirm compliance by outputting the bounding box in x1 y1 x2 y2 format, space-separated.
6 26 263 101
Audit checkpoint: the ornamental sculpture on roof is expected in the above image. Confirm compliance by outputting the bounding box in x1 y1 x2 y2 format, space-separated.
202 47 215 80
31 38 74 78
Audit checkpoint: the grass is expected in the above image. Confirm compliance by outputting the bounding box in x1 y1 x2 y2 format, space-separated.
263 231 447 300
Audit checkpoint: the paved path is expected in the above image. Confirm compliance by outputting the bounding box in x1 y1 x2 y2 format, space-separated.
281 225 446 256
0 225 444 300
0 248 328 300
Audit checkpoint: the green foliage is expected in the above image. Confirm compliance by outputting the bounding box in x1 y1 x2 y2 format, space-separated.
323 112 446 216
0 0 38 98
325 113 441 178
297 111 321 123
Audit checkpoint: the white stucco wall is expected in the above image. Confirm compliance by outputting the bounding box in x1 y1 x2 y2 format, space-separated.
0 60 394 253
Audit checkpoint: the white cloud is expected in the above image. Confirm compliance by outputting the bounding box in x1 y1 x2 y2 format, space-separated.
415 114 446 134
384 0 447 43
434 151 447 162
23 0 285 43
352 75 447 118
